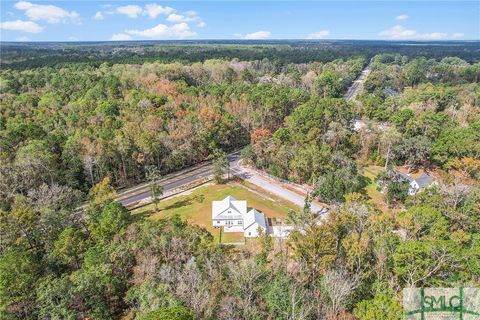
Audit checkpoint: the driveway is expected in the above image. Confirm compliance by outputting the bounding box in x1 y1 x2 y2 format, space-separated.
231 162 327 215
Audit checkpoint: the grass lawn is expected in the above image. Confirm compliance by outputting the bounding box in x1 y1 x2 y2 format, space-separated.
362 165 391 213
132 182 299 244
220 232 245 244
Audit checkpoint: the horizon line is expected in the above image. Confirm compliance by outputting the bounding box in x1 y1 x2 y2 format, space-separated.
2 39 479 43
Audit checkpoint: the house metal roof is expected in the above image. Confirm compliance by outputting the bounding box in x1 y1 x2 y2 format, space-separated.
383 88 399 96
211 195 247 220
243 209 267 231
395 170 414 182
415 174 436 188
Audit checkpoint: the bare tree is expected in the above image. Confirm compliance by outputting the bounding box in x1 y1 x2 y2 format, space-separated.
322 267 359 317
27 183 82 211
287 280 314 320
440 182 471 210
175 263 216 319
227 258 265 319
379 127 401 170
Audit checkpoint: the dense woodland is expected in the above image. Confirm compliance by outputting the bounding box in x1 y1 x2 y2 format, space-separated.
2 40 480 69
0 42 479 319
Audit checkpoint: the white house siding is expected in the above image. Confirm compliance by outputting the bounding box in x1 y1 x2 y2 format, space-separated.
243 209 267 237
224 225 245 233
409 181 419 195
244 223 266 237
214 219 243 227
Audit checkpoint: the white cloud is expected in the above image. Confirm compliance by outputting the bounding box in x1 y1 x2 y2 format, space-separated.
126 22 196 38
144 4 174 18
452 32 464 38
166 13 186 23
16 36 29 41
379 25 416 38
243 30 271 39
93 11 104 20
422 32 449 40
99 4 204 27
116 5 143 18
166 11 204 27
378 25 462 40
0 19 43 33
307 30 330 39
395 14 409 21
14 1 80 24
114 4 176 19
68 36 78 41
111 33 132 41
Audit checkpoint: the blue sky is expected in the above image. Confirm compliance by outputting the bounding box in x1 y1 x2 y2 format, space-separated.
0 1 478 41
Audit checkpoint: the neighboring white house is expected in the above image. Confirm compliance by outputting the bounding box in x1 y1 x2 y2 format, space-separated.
394 171 437 195
408 174 437 195
212 196 268 237
352 118 390 132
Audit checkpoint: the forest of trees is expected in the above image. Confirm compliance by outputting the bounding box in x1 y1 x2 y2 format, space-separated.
2 40 480 70
1 43 479 319
245 53 480 202
0 55 364 194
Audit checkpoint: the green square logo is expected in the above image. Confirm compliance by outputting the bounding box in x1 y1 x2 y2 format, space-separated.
403 288 480 320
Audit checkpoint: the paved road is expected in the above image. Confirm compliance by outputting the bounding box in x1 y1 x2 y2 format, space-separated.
345 65 371 101
116 152 241 206
113 151 327 214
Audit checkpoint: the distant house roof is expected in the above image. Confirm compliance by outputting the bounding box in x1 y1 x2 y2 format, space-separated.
212 195 247 220
415 174 436 188
352 118 390 132
383 88 399 96
394 169 414 182
243 209 266 231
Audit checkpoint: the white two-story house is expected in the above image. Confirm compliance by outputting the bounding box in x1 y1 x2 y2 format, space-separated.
212 195 267 237
212 195 247 232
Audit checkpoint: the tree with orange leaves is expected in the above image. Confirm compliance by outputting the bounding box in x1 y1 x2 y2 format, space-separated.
250 128 271 144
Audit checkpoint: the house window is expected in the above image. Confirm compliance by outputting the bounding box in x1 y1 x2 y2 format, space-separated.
238 220 242 225
248 232 251 236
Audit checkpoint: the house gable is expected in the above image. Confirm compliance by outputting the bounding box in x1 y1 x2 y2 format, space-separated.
212 196 247 220
212 196 272 238
243 209 266 231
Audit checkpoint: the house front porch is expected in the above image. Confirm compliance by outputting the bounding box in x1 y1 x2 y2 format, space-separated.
223 225 244 233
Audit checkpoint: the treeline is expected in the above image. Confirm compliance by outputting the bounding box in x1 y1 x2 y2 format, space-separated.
365 54 480 92
2 40 479 70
